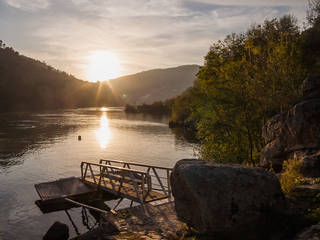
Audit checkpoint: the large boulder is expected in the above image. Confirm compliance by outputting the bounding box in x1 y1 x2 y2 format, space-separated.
260 75 320 175
290 184 320 210
43 221 69 240
171 159 298 239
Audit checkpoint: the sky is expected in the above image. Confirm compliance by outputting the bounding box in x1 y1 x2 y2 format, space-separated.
0 0 309 81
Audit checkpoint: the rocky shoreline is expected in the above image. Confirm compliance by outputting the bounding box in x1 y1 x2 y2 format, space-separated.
44 201 186 240
167 75 320 240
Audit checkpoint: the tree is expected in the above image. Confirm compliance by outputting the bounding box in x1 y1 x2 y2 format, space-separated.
171 16 307 165
303 0 320 71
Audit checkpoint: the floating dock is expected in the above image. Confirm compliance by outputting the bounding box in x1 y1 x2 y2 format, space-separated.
35 159 173 212
35 177 95 202
35 177 116 213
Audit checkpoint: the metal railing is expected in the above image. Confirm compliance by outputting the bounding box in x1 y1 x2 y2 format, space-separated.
99 159 173 199
80 160 172 205
80 161 152 204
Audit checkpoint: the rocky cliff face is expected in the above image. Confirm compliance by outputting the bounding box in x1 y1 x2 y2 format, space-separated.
260 75 320 176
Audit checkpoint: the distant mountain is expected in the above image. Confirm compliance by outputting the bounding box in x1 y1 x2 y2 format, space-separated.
0 42 199 110
0 43 123 111
109 65 199 104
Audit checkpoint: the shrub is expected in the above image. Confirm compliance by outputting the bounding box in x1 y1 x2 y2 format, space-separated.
280 159 304 195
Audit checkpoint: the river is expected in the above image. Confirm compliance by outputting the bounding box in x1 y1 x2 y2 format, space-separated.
0 107 196 239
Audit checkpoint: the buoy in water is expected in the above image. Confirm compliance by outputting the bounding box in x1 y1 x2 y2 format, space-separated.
78 136 82 141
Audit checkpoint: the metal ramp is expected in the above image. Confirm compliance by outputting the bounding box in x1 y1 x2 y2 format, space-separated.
81 159 172 205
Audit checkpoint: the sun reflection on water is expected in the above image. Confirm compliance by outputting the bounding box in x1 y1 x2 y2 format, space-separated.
96 113 111 149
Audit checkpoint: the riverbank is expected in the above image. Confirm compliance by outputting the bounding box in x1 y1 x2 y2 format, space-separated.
71 201 185 240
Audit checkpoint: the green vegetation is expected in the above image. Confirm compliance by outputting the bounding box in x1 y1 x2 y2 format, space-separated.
280 159 305 195
170 3 320 165
308 208 320 222
280 158 320 196
125 99 173 114
169 87 201 132
0 43 122 111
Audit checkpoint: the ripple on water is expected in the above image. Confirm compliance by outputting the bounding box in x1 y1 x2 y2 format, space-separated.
0 108 197 239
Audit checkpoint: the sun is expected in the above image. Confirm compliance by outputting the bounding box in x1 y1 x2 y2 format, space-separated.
87 51 122 82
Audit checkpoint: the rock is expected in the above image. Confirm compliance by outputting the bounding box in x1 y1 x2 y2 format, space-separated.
290 184 320 210
43 221 69 240
171 159 297 239
295 224 320 240
74 221 119 240
289 150 320 177
300 74 320 100
262 114 283 144
260 75 320 175
260 137 286 172
101 220 119 234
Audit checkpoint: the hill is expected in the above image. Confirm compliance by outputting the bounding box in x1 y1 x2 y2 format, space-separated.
109 65 199 104
0 43 123 111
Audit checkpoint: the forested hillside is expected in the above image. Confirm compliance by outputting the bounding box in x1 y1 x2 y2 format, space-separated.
109 65 199 104
170 3 320 165
0 43 123 111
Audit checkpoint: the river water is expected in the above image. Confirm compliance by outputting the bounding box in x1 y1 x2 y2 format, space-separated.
0 107 196 239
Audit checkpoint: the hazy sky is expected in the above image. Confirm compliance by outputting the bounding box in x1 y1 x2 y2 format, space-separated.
0 0 308 81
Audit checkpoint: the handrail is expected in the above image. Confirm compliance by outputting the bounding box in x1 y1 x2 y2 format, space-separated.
80 160 172 204
100 159 173 171
99 159 172 199
80 161 152 204
81 162 148 175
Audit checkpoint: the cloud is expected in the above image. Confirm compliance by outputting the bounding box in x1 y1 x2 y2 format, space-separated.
3 0 49 11
186 0 307 7
0 0 309 80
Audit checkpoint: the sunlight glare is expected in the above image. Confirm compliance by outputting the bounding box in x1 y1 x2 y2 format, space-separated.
96 113 111 149
100 107 108 112
87 51 122 82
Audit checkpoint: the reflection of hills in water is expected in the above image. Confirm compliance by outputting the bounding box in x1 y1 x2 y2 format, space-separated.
0 112 83 167
111 114 170 135
0 108 197 168
170 127 199 149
